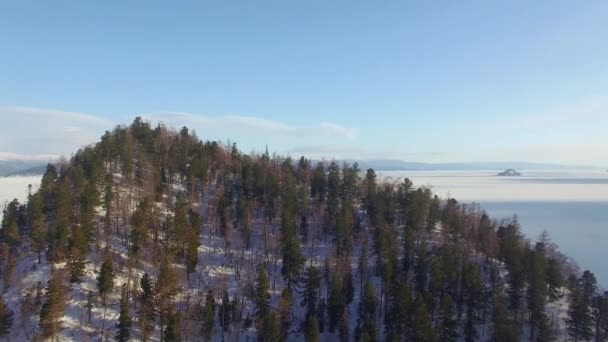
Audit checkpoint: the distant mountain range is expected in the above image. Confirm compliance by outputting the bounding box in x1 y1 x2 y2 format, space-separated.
0 160 48 176
343 159 601 171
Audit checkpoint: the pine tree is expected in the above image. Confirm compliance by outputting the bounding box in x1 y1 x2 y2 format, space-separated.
280 172 305 289
355 281 378 342
115 284 133 342
343 268 355 305
527 242 548 340
491 291 520 342
301 266 321 319
164 309 181 342
39 270 67 340
218 290 232 333
535 313 553 342
327 274 344 333
278 289 293 340
202 290 215 342
185 210 200 277
68 224 87 283
567 273 594 341
0 296 14 338
97 254 115 307
97 253 115 337
138 273 156 341
339 309 350 342
157 257 177 342
130 198 151 256
318 297 326 333
385 281 411 341
546 257 564 302
254 266 271 320
499 223 526 319
410 296 437 342
28 192 47 263
258 311 281 342
303 315 320 342
438 293 458 342
463 262 484 342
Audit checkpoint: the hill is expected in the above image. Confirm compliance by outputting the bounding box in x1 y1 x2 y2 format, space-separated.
0 160 47 176
0 117 604 341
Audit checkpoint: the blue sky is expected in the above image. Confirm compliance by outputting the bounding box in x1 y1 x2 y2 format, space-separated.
1 1 607 165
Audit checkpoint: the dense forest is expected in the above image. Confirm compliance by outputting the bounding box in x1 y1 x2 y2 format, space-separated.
1 117 607 341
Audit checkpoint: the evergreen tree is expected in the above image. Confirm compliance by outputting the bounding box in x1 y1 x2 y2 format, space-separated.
567 273 594 341
301 266 321 319
343 268 355 305
592 291 608 342
385 281 411 341
258 311 281 342
437 293 458 342
318 298 326 333
546 257 565 302
303 315 320 342
39 270 67 340
463 262 484 342
97 254 115 307
0 296 14 338
218 290 232 333
163 310 181 342
280 172 305 289
355 281 378 342
68 224 87 283
491 291 520 342
499 223 526 318
327 274 344 333
339 309 350 342
28 192 47 263
138 273 156 341
526 242 548 340
115 284 133 342
254 266 271 321
202 290 215 342
278 288 293 340
185 210 200 277
157 258 177 342
410 296 437 342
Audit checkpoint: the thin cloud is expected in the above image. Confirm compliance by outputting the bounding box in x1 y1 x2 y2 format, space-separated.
319 122 358 140
1 106 110 126
146 111 356 140
0 106 111 159
0 152 59 162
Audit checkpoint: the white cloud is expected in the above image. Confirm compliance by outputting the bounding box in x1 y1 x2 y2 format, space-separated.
0 106 111 159
0 106 359 161
149 112 296 135
319 122 358 140
145 111 357 140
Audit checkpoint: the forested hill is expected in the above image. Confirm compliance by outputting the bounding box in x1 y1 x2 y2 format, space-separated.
0 117 606 342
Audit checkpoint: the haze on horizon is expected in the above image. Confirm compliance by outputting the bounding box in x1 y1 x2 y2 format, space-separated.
1 1 607 167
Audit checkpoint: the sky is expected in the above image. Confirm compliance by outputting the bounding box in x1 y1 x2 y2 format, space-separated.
1 1 607 166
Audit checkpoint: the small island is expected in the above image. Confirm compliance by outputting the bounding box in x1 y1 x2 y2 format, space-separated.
498 168 521 176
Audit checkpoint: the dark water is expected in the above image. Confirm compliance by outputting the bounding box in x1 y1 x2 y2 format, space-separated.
481 201 608 286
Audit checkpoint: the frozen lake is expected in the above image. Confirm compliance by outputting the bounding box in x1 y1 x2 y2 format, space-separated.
0 175 42 209
379 169 608 285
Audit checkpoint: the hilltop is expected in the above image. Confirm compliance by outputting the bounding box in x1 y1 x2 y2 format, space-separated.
0 117 605 342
